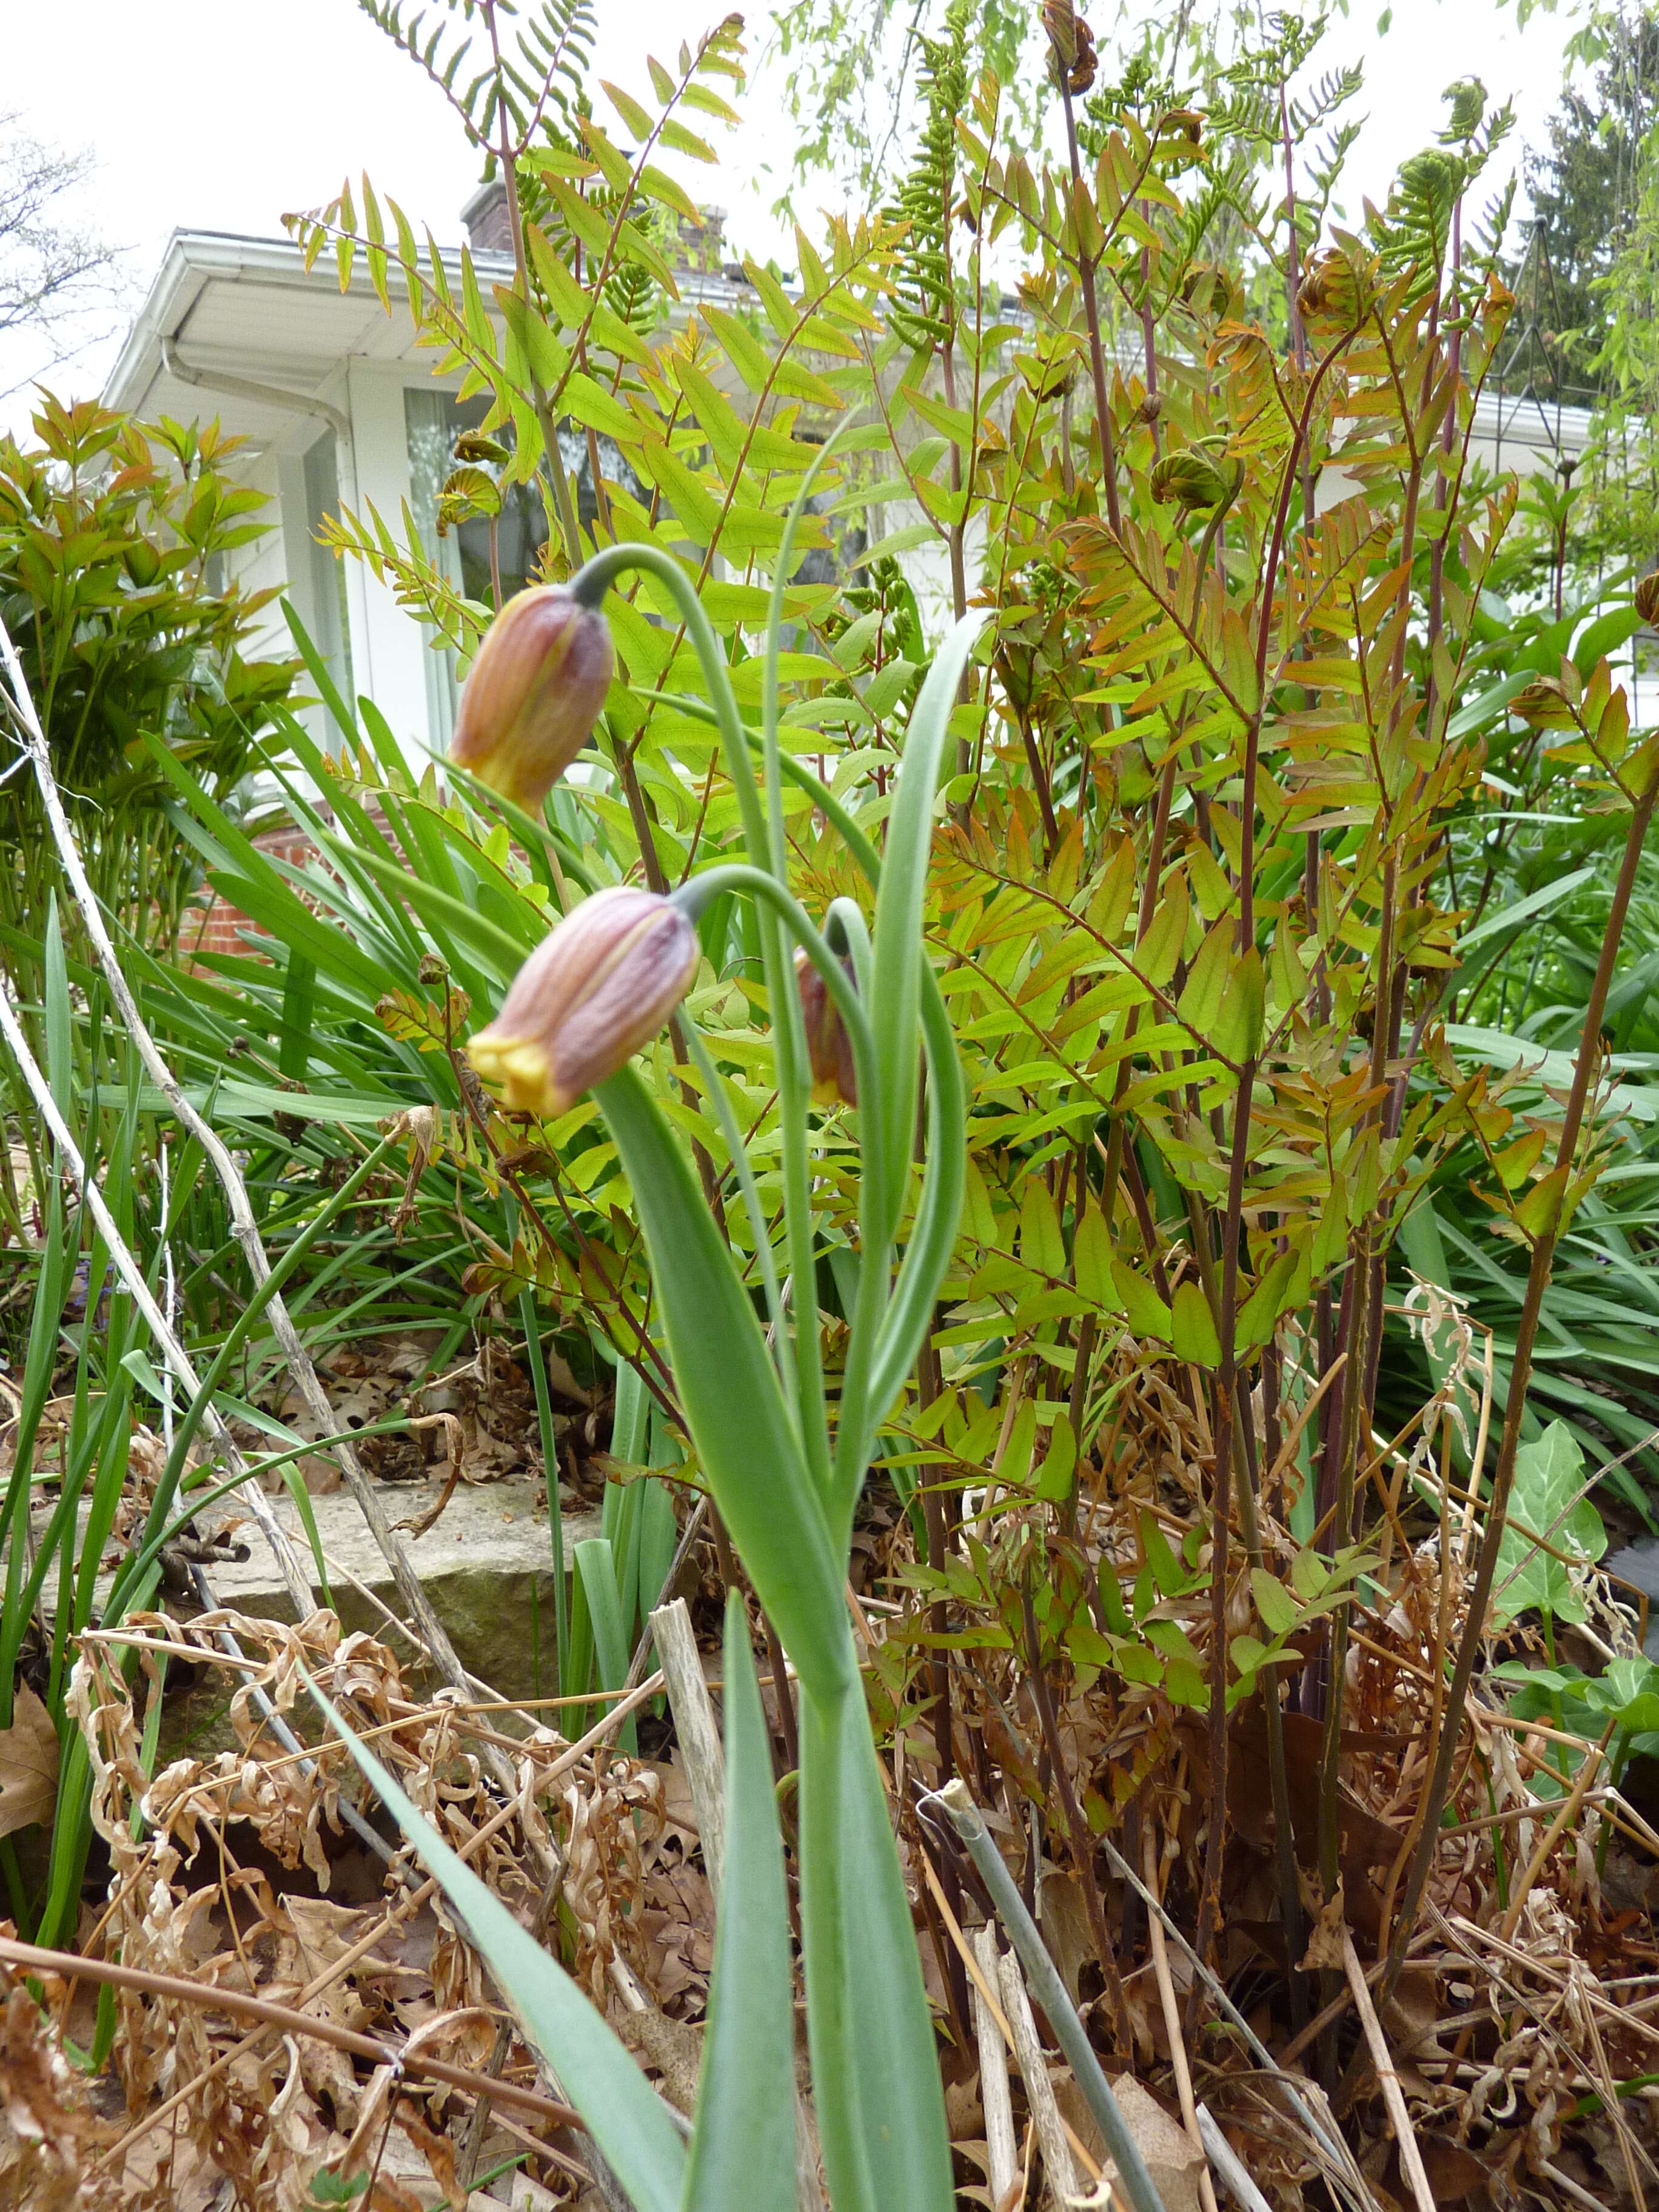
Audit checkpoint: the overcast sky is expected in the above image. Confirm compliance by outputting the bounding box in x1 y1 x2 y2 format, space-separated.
1 0 1580 434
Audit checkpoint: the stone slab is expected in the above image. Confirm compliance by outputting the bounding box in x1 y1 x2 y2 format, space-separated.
38 1475 601 1705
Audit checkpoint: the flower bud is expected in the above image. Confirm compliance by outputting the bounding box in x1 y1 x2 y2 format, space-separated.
1636 573 1659 627
450 583 614 812
1181 263 1236 321
796 948 858 1107
1297 249 1371 330
452 429 511 466
1150 448 1241 511
467 886 698 1116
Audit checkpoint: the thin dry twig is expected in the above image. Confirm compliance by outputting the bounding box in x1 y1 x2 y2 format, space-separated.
1341 1929 1435 2212
0 1934 579 2131
1144 1826 1219 2212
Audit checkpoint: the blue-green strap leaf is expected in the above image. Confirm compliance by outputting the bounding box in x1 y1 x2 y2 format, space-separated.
797 1686 954 2212
300 1669 687 2212
681 1595 798 2212
595 1065 851 1702
869 612 986 1240
867 965 968 1432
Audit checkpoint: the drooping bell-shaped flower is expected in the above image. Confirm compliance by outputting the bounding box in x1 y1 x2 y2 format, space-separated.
449 583 614 811
796 948 858 1108
468 887 699 1116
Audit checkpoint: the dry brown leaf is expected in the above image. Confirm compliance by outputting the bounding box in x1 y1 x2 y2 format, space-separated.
1099 2076 1207 2212
1037 1872 1094 2007
0 1983 104 2208
1299 1874 1347 1973
0 1686 58 1837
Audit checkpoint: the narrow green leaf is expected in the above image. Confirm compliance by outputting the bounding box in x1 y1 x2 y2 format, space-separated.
299 1673 686 2212
799 1687 954 2212
602 80 655 141
595 1068 851 1700
576 1539 631 1699
681 1598 797 2212
869 612 986 1235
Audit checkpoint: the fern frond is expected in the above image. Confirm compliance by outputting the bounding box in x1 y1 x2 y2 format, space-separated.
882 0 972 353
355 0 598 159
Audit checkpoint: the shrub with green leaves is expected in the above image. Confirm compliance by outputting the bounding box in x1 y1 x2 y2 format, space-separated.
0 392 295 1218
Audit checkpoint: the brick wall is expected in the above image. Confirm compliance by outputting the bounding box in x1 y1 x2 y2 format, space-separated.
179 826 320 967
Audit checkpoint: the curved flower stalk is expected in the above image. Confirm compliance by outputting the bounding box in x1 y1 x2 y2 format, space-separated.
317 477 985 2211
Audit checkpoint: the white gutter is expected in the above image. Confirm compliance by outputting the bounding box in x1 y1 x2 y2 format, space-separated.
159 335 352 446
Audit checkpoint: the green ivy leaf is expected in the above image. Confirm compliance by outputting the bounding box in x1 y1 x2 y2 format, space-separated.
1493 1421 1605 1629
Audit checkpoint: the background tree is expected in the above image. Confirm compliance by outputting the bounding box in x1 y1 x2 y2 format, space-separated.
0 112 126 399
1503 2 1659 401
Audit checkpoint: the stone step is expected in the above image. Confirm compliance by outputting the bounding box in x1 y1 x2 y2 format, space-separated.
36 1474 602 1706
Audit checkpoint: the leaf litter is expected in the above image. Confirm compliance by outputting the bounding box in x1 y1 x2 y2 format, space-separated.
9 1312 1659 2207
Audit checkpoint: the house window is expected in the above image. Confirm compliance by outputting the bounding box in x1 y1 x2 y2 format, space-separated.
403 386 627 746
404 387 559 747
303 431 354 719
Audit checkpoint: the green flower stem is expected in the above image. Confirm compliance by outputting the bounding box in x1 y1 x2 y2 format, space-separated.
571 545 766 865
681 1015 797 1423
823 897 874 996
674 864 881 1170
678 861 897 1522
870 965 966 1415
797 1680 880 2212
623 685 885 881
842 962 966 1537
651 700 969 1536
756 446 851 1505
831 1218 895 1545
572 540 831 1491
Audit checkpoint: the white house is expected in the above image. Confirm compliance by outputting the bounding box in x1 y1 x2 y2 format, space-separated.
104 188 1597 771
101 186 768 769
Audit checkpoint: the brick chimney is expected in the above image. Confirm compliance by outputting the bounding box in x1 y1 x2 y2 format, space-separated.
461 178 514 253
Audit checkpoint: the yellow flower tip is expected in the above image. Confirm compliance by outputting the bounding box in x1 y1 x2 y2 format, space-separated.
466 1030 571 1117
469 885 700 1118
465 746 551 815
